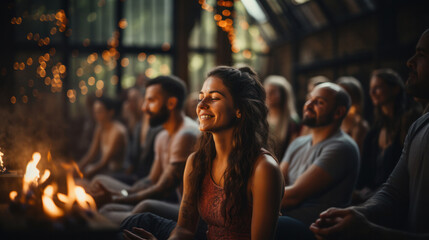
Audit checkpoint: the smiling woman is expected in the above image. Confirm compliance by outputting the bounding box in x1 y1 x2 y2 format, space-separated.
121 66 285 240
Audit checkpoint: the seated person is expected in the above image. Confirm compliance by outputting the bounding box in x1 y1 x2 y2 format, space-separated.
356 68 420 202
280 83 360 227
336 76 369 153
78 96 127 179
121 65 284 240
310 28 429 240
264 75 301 160
89 75 200 225
111 87 163 185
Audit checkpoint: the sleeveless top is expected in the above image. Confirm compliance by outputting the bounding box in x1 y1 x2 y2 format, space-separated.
198 149 276 240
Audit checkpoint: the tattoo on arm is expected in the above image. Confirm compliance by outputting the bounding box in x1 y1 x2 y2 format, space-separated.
178 197 199 231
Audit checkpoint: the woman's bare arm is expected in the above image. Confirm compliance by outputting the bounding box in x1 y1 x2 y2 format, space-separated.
251 154 285 240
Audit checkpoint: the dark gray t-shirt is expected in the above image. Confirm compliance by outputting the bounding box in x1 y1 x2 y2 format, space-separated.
282 129 360 225
356 113 429 233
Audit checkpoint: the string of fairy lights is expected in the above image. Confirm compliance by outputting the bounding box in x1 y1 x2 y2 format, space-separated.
9 3 168 105
10 0 266 105
198 0 240 53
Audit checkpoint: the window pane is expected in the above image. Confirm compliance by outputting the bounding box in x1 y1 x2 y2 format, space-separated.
67 52 118 117
188 53 215 93
189 2 217 49
69 0 116 45
122 0 172 47
121 54 172 89
14 0 63 45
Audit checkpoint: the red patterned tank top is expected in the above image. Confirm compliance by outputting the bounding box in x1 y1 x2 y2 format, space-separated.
198 173 252 240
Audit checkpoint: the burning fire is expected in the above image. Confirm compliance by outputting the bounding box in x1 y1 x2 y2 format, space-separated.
0 150 5 173
22 152 41 194
9 152 97 219
42 184 64 218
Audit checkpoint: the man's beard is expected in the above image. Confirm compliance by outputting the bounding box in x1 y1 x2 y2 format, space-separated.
148 105 170 127
302 111 334 128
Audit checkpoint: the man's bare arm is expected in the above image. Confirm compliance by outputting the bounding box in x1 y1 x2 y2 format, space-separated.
113 162 186 204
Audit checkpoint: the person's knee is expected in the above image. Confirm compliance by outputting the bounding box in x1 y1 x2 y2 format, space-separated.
99 203 116 214
132 199 157 214
120 212 157 231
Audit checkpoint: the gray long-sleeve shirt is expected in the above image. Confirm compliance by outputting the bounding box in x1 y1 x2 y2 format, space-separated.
355 113 429 233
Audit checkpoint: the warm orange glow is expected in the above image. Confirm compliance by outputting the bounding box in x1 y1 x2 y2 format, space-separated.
95 89 103 97
50 27 57 35
79 80 86 89
162 42 171 51
44 77 52 85
145 68 154 78
94 64 103 74
118 19 128 29
42 185 64 218
33 33 40 41
214 14 222 21
23 152 42 194
59 65 66 74
13 62 19 70
9 190 18 201
67 89 75 98
81 86 88 95
22 96 28 104
96 80 104 89
57 173 96 211
10 96 16 104
160 64 171 75
44 53 50 62
76 67 84 77
19 63 25 70
27 57 33 66
27 33 33 40
102 50 111 61
243 49 252 59
88 77 96 86
40 69 46 77
121 58 129 67
0 151 5 172
110 75 118 85
138 52 146 62
40 169 51 184
147 55 156 64
222 10 231 16
40 62 47 69
75 186 97 210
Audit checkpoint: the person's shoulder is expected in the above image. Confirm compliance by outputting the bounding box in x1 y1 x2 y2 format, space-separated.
155 129 169 143
177 117 200 136
322 131 359 153
254 152 281 176
252 153 283 188
113 121 127 135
